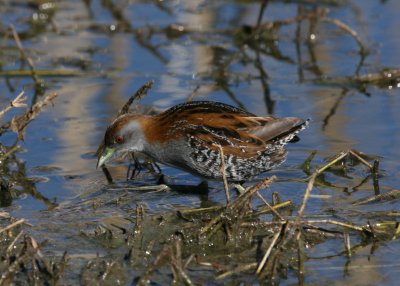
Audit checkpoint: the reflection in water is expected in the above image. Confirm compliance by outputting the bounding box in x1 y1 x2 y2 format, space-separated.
157 0 216 107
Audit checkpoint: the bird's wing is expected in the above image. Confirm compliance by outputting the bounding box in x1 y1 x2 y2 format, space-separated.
156 101 308 157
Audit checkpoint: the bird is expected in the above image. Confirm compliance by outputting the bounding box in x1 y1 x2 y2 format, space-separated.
97 101 309 182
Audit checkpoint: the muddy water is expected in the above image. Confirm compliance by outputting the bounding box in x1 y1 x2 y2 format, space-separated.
0 0 400 284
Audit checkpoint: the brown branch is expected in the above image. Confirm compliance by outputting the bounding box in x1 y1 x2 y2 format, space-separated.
214 144 230 204
255 191 285 221
256 226 281 274
10 92 58 140
296 172 317 240
0 91 27 118
118 79 154 116
0 219 25 234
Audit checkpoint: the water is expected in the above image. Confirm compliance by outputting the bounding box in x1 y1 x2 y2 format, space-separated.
0 0 399 284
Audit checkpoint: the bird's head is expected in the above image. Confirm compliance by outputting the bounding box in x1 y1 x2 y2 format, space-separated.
97 114 146 168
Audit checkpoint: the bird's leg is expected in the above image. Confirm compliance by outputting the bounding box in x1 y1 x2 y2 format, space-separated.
127 158 142 180
156 173 166 185
197 180 209 193
152 162 162 174
143 160 162 175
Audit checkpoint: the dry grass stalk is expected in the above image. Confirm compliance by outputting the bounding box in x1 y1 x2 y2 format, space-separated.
249 200 292 218
170 239 194 286
216 263 258 280
214 144 230 204
137 236 193 286
0 218 25 234
10 92 58 140
0 145 20 162
352 189 400 205
137 244 171 285
6 230 24 255
118 80 154 116
200 176 276 237
0 212 11 218
256 226 282 274
255 191 284 221
295 172 317 241
230 176 277 210
0 91 27 118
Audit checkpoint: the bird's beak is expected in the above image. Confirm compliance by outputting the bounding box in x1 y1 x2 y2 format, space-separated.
96 147 115 169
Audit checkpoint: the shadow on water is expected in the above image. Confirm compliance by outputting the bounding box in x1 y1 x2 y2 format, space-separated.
1 0 400 284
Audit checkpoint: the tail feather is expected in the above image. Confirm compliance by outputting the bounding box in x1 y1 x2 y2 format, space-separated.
271 118 310 145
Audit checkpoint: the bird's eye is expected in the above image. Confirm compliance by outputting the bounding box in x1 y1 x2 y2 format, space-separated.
114 135 124 144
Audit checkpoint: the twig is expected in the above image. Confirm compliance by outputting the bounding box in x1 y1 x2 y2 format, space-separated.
0 91 27 118
137 244 171 285
10 92 58 140
240 221 288 228
200 176 276 236
118 80 154 116
230 176 277 211
351 189 400 206
216 262 258 280
297 236 305 285
249 200 292 218
0 218 25 234
255 191 284 221
348 150 373 169
296 172 317 240
6 230 24 254
297 173 317 220
316 151 347 174
0 145 20 161
0 236 40 284
303 219 370 234
214 144 230 204
171 238 194 286
392 223 400 240
256 226 281 274
0 212 11 218
184 254 195 269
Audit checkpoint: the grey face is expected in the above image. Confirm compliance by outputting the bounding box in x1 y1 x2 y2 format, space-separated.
97 116 146 168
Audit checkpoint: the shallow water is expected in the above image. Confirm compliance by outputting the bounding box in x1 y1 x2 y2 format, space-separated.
1 0 400 284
